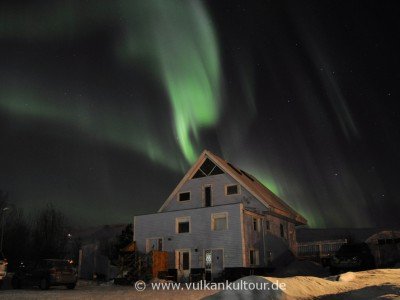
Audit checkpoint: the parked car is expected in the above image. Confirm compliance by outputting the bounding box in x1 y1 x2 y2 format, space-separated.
12 259 77 290
0 253 7 287
330 243 376 274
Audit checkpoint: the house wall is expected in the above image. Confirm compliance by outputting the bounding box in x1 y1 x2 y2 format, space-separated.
137 163 300 271
264 214 297 267
242 212 266 267
241 211 298 268
134 203 244 269
162 173 269 213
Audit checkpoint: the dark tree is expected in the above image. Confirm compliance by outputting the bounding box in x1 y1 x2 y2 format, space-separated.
2 208 31 270
117 224 133 250
0 190 8 210
31 204 70 259
114 224 134 277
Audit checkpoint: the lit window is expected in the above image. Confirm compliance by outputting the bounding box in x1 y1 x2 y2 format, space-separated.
211 212 228 231
249 249 259 266
226 184 240 195
176 217 190 233
179 192 190 202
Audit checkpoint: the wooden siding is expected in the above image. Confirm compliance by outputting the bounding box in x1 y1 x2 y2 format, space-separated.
241 211 298 268
162 172 269 213
134 203 244 268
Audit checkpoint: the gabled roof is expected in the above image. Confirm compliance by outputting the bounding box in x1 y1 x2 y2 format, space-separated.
158 150 307 225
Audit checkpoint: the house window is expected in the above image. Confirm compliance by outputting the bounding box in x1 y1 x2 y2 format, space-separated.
249 249 259 266
212 212 228 231
280 223 285 238
176 217 190 234
226 184 240 195
146 238 163 252
253 218 260 231
204 185 212 207
266 220 270 230
179 192 190 202
192 158 224 178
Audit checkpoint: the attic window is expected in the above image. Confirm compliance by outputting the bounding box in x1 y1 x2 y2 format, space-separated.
192 158 224 179
226 184 239 195
179 192 190 201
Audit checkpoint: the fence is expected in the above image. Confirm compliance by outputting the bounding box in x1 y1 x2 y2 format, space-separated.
297 239 347 263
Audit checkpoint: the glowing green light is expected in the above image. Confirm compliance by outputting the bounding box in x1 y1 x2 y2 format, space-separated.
119 0 221 163
0 90 185 171
1 0 221 167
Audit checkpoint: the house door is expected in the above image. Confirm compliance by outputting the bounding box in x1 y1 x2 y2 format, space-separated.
176 250 190 281
205 249 223 281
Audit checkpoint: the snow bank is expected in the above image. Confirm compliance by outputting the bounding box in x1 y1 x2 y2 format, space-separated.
205 276 286 300
338 272 356 282
269 268 400 299
208 269 400 300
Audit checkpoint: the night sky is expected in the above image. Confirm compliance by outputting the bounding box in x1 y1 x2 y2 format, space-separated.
1 1 399 228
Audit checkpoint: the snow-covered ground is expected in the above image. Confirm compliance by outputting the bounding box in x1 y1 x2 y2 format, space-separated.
0 283 216 300
0 268 399 299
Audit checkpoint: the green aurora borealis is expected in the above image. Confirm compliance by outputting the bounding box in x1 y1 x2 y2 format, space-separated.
1 0 399 228
1 0 221 168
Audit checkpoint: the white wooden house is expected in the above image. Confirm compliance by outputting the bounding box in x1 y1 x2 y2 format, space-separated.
134 150 307 281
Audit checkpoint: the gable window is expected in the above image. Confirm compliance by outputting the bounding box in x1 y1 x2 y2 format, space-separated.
211 212 228 231
192 158 224 178
226 184 240 195
176 217 190 234
249 249 259 266
280 223 285 238
178 192 190 202
253 217 260 231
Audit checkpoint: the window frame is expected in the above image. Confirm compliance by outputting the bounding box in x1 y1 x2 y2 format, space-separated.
203 184 213 207
225 184 241 196
280 223 285 238
176 216 191 234
211 212 229 231
252 217 260 232
265 219 270 231
178 191 191 202
145 237 163 253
